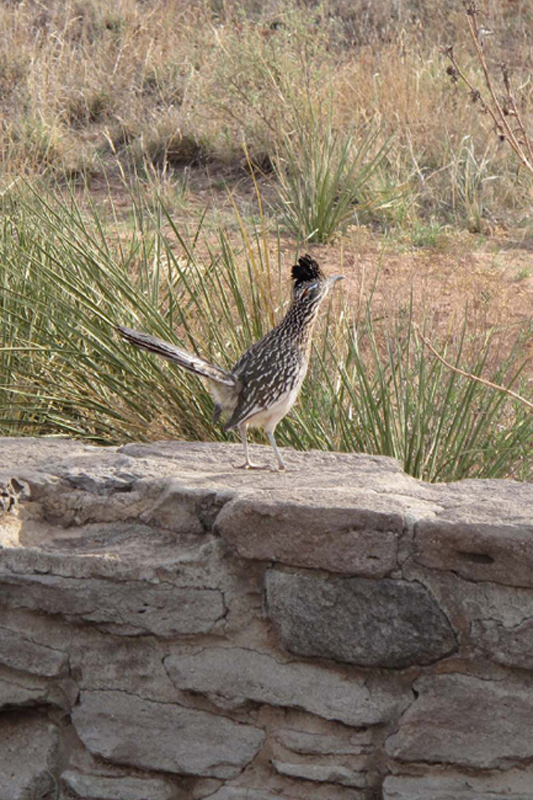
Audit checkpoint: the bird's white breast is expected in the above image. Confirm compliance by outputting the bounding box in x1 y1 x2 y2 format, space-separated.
245 382 302 432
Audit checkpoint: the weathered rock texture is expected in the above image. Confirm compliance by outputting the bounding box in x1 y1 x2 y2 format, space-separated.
0 437 532 799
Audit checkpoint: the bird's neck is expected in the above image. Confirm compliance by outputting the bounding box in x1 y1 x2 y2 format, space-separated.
278 299 321 349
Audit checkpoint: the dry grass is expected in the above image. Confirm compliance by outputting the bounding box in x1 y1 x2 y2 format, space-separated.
2 0 533 232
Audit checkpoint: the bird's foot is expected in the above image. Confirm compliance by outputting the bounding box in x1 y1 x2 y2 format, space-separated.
236 462 288 472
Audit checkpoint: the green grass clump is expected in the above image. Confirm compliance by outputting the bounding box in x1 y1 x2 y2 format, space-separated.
0 187 531 482
302 305 532 482
274 119 391 243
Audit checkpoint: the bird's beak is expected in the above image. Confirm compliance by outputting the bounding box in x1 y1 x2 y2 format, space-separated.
328 275 345 286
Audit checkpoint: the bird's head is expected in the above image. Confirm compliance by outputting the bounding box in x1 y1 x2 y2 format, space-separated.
291 254 344 306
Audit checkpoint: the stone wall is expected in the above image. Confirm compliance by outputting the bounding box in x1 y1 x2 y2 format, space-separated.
1 437 533 800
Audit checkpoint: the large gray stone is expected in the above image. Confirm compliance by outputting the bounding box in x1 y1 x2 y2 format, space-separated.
216 494 403 576
138 480 234 534
29 466 233 534
0 572 225 636
0 437 100 473
414 517 533 587
0 669 50 709
70 633 177 701
272 760 366 788
165 647 400 726
61 769 177 800
0 713 60 800
386 673 533 768
0 624 67 676
118 440 407 488
382 770 533 800
206 790 295 800
72 690 265 778
276 728 372 755
472 617 533 670
266 570 457 668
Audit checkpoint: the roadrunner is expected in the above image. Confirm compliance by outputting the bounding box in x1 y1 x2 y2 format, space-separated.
117 255 344 470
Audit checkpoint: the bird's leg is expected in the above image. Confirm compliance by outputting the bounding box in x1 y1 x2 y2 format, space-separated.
266 430 286 471
235 423 269 470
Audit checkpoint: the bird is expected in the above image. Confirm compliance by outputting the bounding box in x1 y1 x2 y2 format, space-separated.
117 254 344 470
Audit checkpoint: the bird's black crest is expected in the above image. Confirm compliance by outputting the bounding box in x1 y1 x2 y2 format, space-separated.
291 254 325 288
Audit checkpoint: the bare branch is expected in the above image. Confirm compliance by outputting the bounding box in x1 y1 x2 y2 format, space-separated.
442 3 533 177
415 325 533 412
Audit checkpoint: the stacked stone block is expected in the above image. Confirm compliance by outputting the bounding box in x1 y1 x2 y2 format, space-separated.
0 438 532 799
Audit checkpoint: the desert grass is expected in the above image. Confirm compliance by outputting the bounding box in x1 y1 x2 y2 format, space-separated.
1 185 531 482
1 0 532 233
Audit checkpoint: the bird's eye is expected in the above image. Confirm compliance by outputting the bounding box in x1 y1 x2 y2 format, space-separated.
300 281 318 299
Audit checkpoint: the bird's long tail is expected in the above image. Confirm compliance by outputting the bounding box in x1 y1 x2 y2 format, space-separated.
117 326 236 387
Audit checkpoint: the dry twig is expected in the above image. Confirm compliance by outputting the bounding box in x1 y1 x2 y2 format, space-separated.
415 325 533 412
442 1 533 177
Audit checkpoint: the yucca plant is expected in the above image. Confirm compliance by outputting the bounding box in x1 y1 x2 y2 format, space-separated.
274 118 391 243
324 307 532 482
0 185 531 481
0 185 284 444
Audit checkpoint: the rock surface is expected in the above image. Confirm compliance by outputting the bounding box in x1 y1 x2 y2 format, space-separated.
0 438 532 800
215 494 404 576
0 572 225 636
275 728 372 755
386 673 533 768
266 569 457 668
413 495 533 587
0 713 60 800
165 646 405 725
382 770 533 800
61 770 177 800
72 690 265 778
206 790 296 800
0 624 68 676
272 759 367 788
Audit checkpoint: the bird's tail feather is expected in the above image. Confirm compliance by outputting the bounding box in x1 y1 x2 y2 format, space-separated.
117 326 236 387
